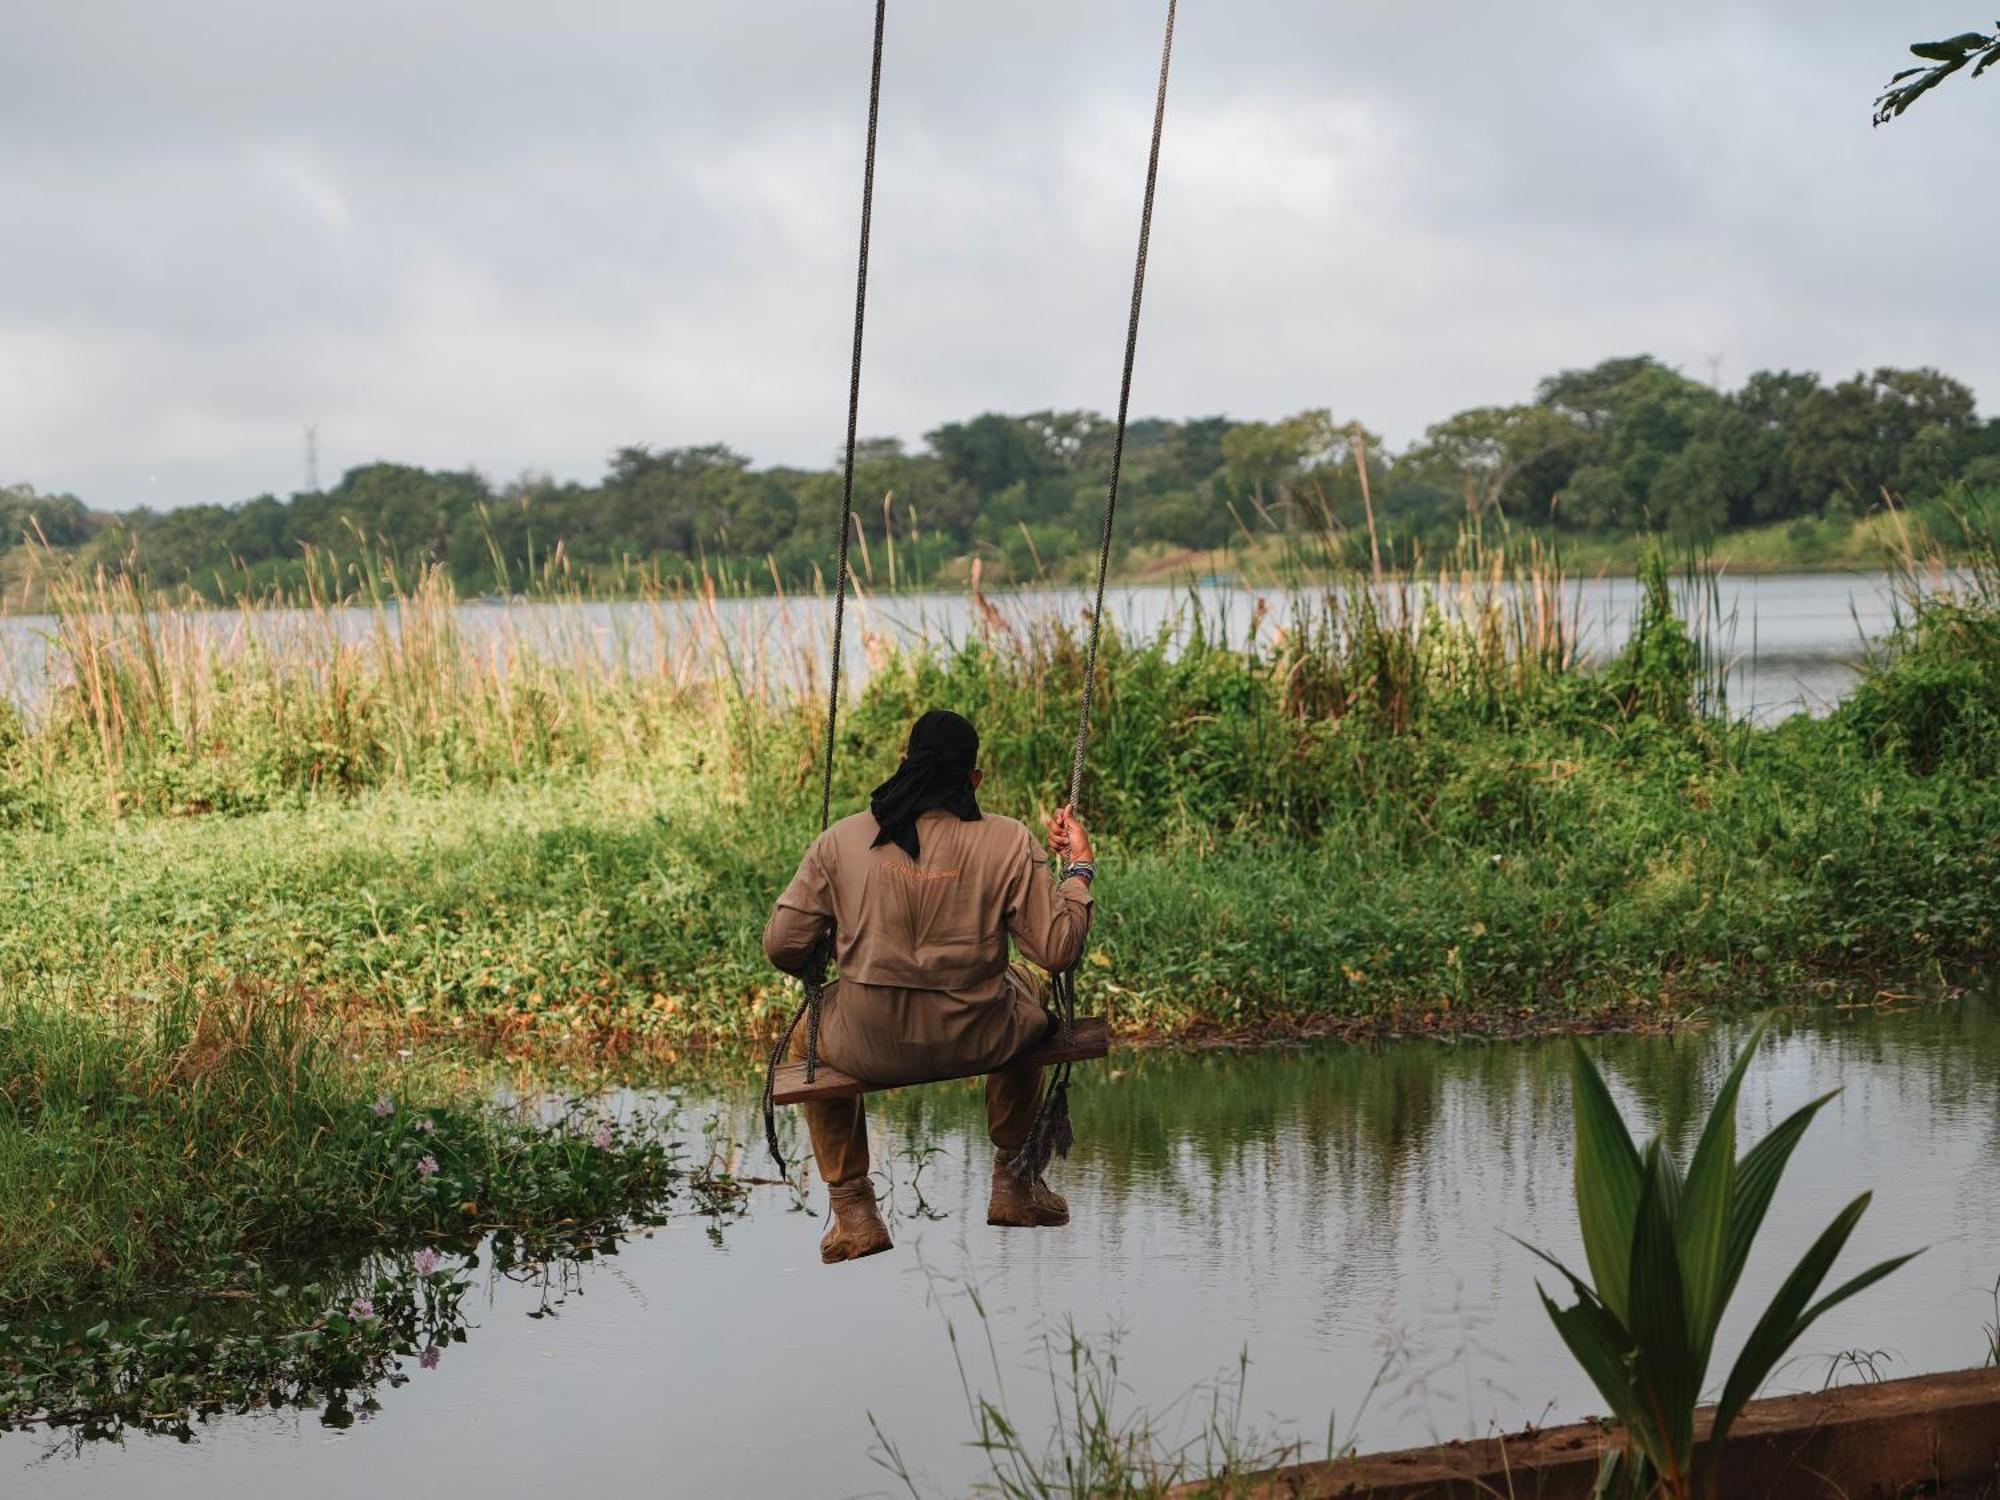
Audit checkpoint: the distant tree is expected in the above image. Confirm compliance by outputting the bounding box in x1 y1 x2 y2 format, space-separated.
122 502 237 583
1731 370 1821 522
223 494 290 564
1875 26 1999 123
1648 417 1758 537
1556 465 1633 532
1375 476 1457 533
602 445 750 558
1217 420 1292 516
717 471 799 557
0 484 91 551
1949 417 2000 490
1402 404 1574 520
851 436 906 465
1020 410 1107 470
1602 366 1722 507
1535 356 1671 429
926 414 1060 495
1171 416 1233 483
1220 409 1354 528
1784 368 1976 510
1532 360 1721 531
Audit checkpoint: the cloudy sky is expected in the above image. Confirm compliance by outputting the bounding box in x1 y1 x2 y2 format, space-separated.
4 2 1996 511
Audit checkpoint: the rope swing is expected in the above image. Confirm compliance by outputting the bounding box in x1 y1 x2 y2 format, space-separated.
760 0 886 1177
763 0 1178 1179
1015 0 1178 1185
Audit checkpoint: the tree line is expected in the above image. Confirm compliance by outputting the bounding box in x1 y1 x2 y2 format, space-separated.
7 354 1998 598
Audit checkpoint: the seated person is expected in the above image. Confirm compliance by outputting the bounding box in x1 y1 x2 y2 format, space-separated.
763 708 1097 1264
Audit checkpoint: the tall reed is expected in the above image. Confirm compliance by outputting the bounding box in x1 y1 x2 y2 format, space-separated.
5 530 1598 826
16 547 843 815
9 520 1987 834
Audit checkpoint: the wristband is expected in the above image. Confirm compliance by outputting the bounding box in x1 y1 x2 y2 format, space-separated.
1062 860 1096 885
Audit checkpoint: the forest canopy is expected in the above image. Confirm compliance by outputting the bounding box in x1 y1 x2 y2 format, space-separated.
8 354 1998 598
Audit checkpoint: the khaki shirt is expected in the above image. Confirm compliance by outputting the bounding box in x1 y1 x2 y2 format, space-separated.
763 808 1094 1084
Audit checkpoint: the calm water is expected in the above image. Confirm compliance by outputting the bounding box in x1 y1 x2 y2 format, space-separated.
0 572 1896 725
17 994 1998 1499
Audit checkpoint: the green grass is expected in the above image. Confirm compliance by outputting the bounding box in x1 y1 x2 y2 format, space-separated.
3 667 1994 1058
3 527 1997 1063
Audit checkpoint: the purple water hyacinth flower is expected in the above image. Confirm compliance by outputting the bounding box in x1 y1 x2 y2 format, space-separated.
412 1247 441 1276
372 1095 395 1118
416 1154 440 1177
420 1345 442 1370
591 1126 614 1149
349 1298 375 1319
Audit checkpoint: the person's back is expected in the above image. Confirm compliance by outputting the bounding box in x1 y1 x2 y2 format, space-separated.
766 806 1089 1084
761 708 1097 1264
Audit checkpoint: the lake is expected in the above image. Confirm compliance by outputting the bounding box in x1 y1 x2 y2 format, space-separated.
17 989 1997 1499
0 571 1902 725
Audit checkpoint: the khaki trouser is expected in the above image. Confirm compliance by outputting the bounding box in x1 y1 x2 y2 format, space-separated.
795 963 1048 1190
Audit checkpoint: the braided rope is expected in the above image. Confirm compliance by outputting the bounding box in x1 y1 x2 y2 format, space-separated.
821 0 884 840
764 0 885 1176
1066 0 1177 815
805 0 887 1081
1017 1 1177 1179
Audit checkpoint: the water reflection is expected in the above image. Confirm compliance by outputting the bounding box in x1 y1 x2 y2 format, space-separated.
0 1204 751 1460
17 993 1998 1500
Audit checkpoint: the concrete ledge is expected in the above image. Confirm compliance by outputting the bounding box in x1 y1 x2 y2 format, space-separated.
1183 1366 2000 1499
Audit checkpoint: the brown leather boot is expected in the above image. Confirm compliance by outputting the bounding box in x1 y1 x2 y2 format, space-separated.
987 1151 1070 1228
820 1178 892 1264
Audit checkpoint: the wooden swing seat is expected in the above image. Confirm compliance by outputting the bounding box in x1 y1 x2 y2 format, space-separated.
771 1016 1109 1104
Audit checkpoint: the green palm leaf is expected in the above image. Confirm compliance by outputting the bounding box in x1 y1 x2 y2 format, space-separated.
1717 1088 1838 1317
1710 1193 1917 1464
1569 1039 1644 1322
1677 1022 1764 1359
1627 1143 1697 1472
1537 1283 1639 1434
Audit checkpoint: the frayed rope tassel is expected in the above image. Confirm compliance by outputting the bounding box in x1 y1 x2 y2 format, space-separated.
1010 1061 1075 1182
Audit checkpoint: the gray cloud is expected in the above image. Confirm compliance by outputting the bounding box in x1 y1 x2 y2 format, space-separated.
3 1 1994 510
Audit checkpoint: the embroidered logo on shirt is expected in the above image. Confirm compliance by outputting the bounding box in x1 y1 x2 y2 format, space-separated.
887 861 960 882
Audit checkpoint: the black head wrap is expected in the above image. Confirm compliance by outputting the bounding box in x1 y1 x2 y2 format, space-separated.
869 709 982 859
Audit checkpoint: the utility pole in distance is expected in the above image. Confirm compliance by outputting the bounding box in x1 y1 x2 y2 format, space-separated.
305 423 321 493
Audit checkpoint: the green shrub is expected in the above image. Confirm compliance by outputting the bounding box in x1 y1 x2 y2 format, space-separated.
1837 601 2000 774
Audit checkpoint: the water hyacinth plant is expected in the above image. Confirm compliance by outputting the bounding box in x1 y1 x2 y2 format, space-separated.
1528 1023 1921 1499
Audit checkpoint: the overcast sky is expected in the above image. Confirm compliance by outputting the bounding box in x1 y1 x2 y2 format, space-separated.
4 2 1996 512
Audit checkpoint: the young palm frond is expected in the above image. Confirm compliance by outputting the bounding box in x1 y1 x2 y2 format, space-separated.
1528 1021 1920 1498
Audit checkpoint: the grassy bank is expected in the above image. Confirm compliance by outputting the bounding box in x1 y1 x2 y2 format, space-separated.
1118 489 1997 586
2 524 1995 1061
